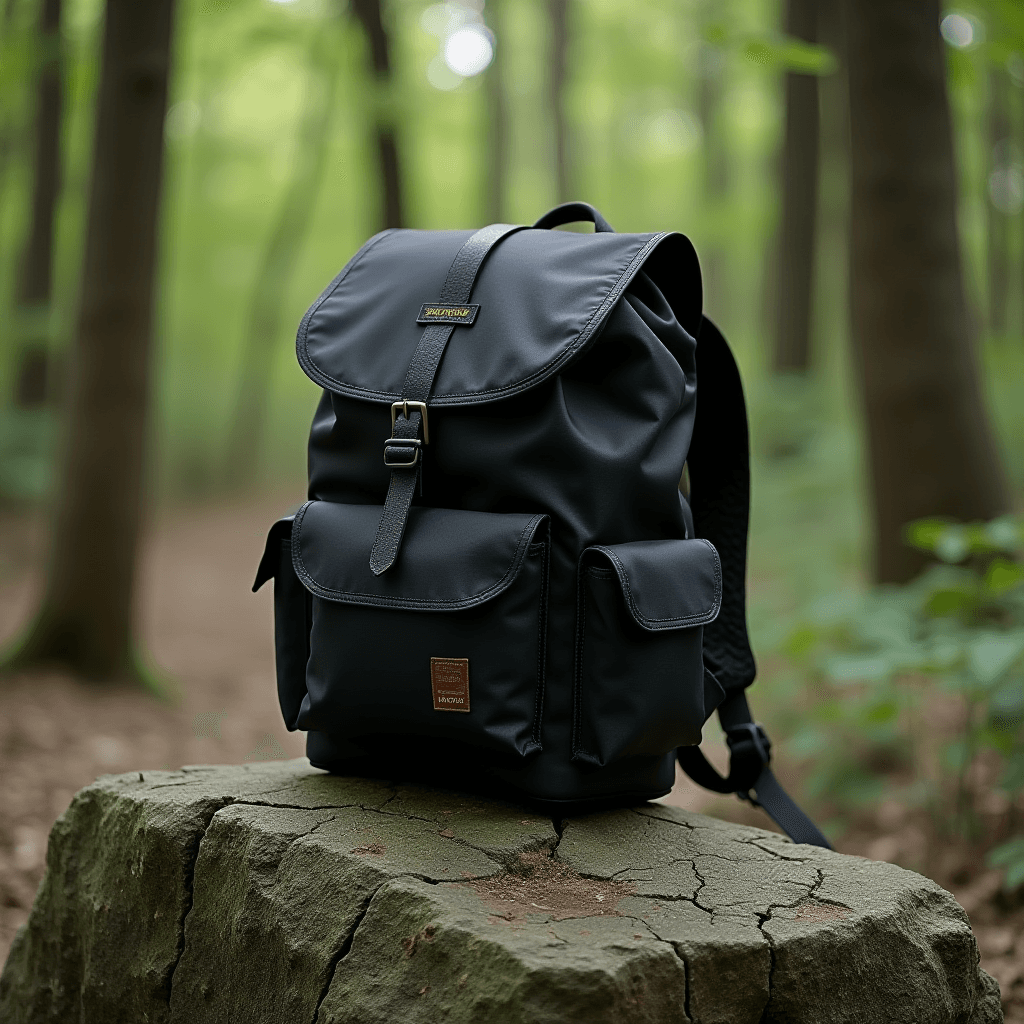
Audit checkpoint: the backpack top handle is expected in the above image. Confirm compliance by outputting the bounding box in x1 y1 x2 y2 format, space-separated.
533 202 615 233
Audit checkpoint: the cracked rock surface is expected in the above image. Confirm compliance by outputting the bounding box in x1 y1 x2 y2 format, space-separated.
0 759 1001 1023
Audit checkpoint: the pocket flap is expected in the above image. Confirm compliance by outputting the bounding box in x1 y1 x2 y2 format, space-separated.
292 500 548 611
583 539 721 629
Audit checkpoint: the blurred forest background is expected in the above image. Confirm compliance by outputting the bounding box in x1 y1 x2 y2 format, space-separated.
0 0 1023 1009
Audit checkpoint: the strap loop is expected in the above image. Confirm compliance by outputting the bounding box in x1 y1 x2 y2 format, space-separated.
533 201 615 233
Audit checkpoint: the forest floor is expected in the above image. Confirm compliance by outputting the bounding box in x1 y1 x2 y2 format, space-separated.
0 495 1021 1018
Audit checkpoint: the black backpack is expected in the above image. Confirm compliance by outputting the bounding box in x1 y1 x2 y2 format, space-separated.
254 202 828 847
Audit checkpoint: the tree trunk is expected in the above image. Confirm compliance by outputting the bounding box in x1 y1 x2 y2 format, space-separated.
548 0 569 203
846 0 1010 584
13 0 62 408
987 68 1009 335
351 0 403 229
223 32 341 488
17 0 61 309
485 0 507 224
6 0 176 681
772 0 820 373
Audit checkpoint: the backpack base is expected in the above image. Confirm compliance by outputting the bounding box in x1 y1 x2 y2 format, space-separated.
305 729 675 816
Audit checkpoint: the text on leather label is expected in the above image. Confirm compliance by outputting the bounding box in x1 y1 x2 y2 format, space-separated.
416 303 480 326
431 657 470 712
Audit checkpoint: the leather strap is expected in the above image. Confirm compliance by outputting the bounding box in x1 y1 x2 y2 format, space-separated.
369 223 524 575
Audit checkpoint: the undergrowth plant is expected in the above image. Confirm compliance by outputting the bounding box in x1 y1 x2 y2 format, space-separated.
781 515 1024 887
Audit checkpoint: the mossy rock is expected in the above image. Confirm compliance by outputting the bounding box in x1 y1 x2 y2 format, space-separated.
0 759 1002 1023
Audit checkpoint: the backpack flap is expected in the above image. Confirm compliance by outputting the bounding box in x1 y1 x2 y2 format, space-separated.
573 538 724 768
297 227 701 407
289 500 550 760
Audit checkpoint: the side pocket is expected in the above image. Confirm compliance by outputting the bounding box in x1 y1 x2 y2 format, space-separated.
573 539 723 767
254 517 311 731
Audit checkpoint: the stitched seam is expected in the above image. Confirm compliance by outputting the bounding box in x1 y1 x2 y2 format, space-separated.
295 509 547 611
297 232 672 405
296 229 395 379
593 540 722 628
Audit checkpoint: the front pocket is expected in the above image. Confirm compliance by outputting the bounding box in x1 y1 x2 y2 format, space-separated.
290 500 549 759
573 539 724 767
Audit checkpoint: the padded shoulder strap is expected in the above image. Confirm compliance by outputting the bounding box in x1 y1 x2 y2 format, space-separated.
687 316 756 694
680 316 831 849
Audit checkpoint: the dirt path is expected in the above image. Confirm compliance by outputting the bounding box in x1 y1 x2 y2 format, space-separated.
0 497 1021 1018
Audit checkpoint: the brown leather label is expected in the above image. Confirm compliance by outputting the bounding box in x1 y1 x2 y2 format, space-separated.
431 657 470 712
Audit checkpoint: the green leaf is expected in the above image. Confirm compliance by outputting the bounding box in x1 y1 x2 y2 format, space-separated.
905 518 953 554
986 559 1024 596
784 625 819 657
863 700 899 725
967 634 1024 685
925 587 974 617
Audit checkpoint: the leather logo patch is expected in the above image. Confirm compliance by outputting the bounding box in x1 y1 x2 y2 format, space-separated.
417 303 480 326
431 657 470 712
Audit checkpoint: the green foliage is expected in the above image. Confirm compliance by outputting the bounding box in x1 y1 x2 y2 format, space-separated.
783 515 1024 885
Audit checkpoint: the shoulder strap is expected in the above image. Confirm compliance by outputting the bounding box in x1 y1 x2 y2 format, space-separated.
679 316 831 849
369 223 524 575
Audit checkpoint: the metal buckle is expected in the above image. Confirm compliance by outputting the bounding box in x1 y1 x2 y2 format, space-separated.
390 401 429 444
383 438 422 468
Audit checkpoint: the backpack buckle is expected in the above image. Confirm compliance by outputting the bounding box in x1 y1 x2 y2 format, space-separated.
383 437 422 468
724 722 772 803
390 401 429 444
725 722 772 768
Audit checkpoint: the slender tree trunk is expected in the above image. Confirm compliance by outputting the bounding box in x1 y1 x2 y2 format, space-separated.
13 0 62 408
846 0 1010 584
548 0 569 203
987 68 1009 335
6 0 176 681
17 0 61 309
223 33 340 488
485 0 507 224
351 0 403 229
772 0 820 372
